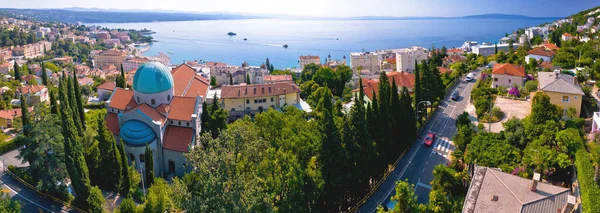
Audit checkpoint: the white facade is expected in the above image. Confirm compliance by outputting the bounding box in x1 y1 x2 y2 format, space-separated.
350 52 379 74
525 54 553 63
395 46 428 73
472 43 520 56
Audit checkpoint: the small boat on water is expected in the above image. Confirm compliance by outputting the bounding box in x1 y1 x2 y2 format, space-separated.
167 52 173 54
227 32 237 36
243 38 247 41
283 44 289 48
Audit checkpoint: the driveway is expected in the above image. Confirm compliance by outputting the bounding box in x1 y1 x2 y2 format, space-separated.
469 97 531 133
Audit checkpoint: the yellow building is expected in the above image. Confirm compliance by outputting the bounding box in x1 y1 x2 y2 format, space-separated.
220 82 300 120
94 49 127 69
537 72 584 118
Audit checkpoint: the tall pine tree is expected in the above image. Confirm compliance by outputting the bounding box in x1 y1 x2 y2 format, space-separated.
96 114 122 192
377 71 392 164
67 74 83 136
229 73 234 85
414 60 422 123
49 89 59 115
13 62 21 82
73 71 86 130
144 144 154 186
389 79 403 153
401 87 417 146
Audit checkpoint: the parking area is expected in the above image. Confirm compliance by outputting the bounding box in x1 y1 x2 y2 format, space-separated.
490 97 531 132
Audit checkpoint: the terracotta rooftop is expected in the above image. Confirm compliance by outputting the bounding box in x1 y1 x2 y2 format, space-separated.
542 41 560 51
562 33 572 37
492 63 526 77
438 66 451 74
97 81 116 91
163 126 194 152
527 48 555 58
19 85 46 95
300 55 320 60
447 48 464 53
105 113 120 136
264 75 293 82
108 88 135 110
221 82 300 99
167 96 197 121
387 71 415 89
0 107 33 119
171 64 209 98
127 103 166 124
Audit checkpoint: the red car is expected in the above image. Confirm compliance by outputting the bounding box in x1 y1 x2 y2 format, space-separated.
424 132 436 147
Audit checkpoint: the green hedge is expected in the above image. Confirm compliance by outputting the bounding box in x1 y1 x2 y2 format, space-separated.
575 148 600 213
84 102 106 109
0 135 27 155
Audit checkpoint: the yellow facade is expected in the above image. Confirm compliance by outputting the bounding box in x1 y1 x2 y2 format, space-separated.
222 92 299 119
543 91 582 118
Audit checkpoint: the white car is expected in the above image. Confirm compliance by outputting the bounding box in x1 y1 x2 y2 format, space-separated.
466 73 474 82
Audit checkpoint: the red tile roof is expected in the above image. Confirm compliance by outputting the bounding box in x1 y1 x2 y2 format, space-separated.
108 88 135 110
19 85 46 94
264 75 293 82
447 48 464 53
492 64 526 77
299 55 320 60
156 104 171 116
163 126 194 152
221 82 300 99
527 47 555 58
171 64 209 98
167 96 197 121
127 103 166 124
539 61 554 69
0 107 33 119
387 71 415 89
562 33 572 37
97 81 116 91
543 41 560 51
105 113 120 136
438 66 451 74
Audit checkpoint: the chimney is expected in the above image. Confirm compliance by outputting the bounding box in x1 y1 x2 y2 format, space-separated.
530 172 540 192
561 195 576 213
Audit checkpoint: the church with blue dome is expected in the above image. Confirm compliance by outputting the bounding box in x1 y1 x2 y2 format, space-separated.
105 62 210 177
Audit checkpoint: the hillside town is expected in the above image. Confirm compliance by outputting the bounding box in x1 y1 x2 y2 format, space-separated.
0 5 599 213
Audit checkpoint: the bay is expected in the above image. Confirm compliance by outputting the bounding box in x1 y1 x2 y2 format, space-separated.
93 18 555 69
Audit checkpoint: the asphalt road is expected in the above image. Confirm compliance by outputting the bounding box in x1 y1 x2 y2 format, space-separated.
359 69 481 212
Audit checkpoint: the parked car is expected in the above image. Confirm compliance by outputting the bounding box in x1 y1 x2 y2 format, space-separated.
451 90 460 101
424 132 436 147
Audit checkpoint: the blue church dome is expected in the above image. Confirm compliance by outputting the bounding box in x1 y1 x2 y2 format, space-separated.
120 120 156 147
132 62 174 94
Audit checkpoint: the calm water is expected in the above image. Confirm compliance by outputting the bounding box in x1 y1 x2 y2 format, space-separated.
93 18 555 69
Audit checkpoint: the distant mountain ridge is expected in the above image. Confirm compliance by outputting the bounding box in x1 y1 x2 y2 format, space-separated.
0 8 561 23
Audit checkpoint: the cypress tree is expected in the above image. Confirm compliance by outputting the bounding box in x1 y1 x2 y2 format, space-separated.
59 77 92 210
389 78 402 152
494 43 498 54
229 73 234 85
377 71 392 164
40 62 48 86
266 58 271 71
414 60 422 123
96 114 122 192
67 75 83 136
13 62 21 82
73 71 86 130
144 144 154 186
246 73 251 84
19 95 31 136
401 87 417 145
200 101 210 135
49 89 58 115
118 140 131 196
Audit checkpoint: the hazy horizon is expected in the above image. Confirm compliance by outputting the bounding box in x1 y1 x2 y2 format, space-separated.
3 0 599 18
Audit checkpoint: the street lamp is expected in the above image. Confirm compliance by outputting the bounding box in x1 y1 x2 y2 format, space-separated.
416 101 432 118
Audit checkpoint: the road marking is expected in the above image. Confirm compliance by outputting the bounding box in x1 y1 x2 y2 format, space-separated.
425 161 428 165
414 178 421 191
429 151 433 158
0 181 54 212
422 168 425 173
417 182 433 190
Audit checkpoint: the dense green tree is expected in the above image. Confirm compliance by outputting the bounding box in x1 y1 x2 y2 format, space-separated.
67 75 83 136
0 192 20 213
143 178 174 213
95 114 122 191
229 72 233 85
49 89 59 115
144 144 154 186
465 134 521 172
73 71 86 130
301 63 320 83
524 92 561 141
381 180 423 213
200 101 210 135
208 93 228 139
401 87 417 144
210 76 216 87
118 141 131 196
246 73 251 84
41 62 48 86
376 71 393 164
300 80 319 99
118 197 137 213
13 62 21 82
453 125 473 152
87 186 106 213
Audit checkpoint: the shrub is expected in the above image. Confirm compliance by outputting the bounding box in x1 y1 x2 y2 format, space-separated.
508 87 520 97
0 135 28 155
575 149 600 212
84 102 106 109
525 80 538 93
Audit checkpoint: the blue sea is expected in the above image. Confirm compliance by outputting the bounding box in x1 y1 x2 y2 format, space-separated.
93 18 555 69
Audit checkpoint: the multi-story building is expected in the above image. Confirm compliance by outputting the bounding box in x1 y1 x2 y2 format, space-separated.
351 52 379 74
94 49 127 69
264 75 293 84
538 71 584 119
123 57 151 71
104 62 209 177
0 62 12 75
299 55 320 70
18 85 48 106
491 63 526 89
562 33 573 41
446 48 464 56
0 48 12 62
12 41 52 59
472 43 520 56
395 46 428 73
461 41 478 52
220 82 300 120
97 31 110 40
208 62 268 87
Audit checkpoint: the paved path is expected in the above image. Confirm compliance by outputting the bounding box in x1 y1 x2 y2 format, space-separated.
0 149 74 213
358 68 481 212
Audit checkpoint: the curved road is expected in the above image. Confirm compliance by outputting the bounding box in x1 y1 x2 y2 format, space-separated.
359 69 481 212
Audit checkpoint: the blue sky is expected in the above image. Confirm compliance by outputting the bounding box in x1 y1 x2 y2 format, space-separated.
3 0 599 17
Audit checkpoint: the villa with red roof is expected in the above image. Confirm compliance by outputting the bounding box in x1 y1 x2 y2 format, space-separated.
491 63 526 89
525 47 556 64
104 62 209 177
562 33 573 41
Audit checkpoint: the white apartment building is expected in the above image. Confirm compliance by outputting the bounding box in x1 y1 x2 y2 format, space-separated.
395 46 428 73
299 55 321 70
472 43 520 56
350 52 379 74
